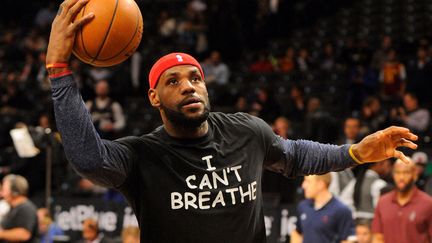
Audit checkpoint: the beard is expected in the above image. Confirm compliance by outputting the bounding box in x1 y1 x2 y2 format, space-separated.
396 178 415 193
160 98 211 130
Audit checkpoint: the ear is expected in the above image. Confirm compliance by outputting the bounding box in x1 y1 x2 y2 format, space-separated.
413 169 418 181
148 89 160 108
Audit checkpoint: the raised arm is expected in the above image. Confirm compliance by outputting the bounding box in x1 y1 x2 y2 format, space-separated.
47 0 134 188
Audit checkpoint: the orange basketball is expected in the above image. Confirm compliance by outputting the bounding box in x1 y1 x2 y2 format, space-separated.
72 0 143 67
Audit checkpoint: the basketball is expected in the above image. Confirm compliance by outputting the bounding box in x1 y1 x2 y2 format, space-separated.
72 0 143 67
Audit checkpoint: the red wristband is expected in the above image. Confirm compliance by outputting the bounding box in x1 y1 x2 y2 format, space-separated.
49 70 73 79
46 63 69 69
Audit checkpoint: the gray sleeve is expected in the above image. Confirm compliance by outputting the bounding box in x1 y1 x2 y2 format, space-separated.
266 138 358 177
11 205 37 233
250 115 357 177
51 74 134 188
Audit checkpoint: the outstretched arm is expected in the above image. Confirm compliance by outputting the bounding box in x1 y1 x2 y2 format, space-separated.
266 139 358 177
257 114 417 176
48 0 135 188
350 126 417 164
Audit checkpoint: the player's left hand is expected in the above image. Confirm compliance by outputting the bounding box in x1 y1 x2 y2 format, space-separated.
351 126 418 164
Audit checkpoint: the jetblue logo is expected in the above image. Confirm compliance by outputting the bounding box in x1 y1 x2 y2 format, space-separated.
176 55 183 62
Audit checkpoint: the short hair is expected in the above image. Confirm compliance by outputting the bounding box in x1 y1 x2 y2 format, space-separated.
355 218 372 228
38 207 52 219
404 92 418 100
38 208 53 225
83 218 99 232
344 116 361 125
3 174 28 196
310 173 332 187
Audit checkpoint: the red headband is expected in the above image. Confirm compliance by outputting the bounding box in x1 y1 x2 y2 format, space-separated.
148 52 204 89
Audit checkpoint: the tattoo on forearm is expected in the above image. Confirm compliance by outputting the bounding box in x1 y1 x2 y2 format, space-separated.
57 6 63 16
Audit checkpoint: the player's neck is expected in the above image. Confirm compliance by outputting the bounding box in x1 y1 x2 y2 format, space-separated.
313 191 332 209
164 120 209 139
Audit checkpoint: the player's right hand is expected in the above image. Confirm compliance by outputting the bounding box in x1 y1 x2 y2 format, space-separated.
46 0 94 65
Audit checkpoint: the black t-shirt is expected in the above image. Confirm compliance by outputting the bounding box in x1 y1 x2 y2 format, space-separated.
117 112 278 243
51 75 356 243
1 200 39 243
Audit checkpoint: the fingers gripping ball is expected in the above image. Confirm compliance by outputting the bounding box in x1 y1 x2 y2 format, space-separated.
73 0 143 67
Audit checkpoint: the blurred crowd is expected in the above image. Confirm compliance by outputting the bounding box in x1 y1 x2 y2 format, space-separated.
0 0 431 242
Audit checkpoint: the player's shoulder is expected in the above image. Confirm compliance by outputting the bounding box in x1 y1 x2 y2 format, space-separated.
209 112 267 129
115 126 166 146
209 111 256 123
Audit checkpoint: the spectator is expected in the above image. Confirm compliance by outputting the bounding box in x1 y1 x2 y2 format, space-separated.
320 43 336 72
86 80 126 139
353 39 373 67
372 159 432 243
338 117 362 145
234 96 250 113
278 47 295 73
379 49 406 99
355 219 372 243
77 218 113 243
121 226 140 243
1 81 29 113
296 48 312 72
339 37 357 67
249 52 274 73
0 174 38 243
0 183 10 224
290 174 355 243
251 87 280 122
201 51 230 85
285 85 306 123
371 36 393 71
88 67 112 82
34 2 57 30
22 30 47 53
358 97 387 135
158 11 177 40
272 116 291 139
411 151 430 191
349 65 378 110
176 1 207 54
390 92 430 133
406 47 432 105
305 97 338 143
332 117 359 200
37 208 64 243
1 122 46 196
329 168 354 201
341 160 391 219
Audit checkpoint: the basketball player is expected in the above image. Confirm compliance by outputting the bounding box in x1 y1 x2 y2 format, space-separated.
46 0 418 242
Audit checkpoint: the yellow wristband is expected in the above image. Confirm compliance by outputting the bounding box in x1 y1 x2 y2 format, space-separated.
349 145 363 164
